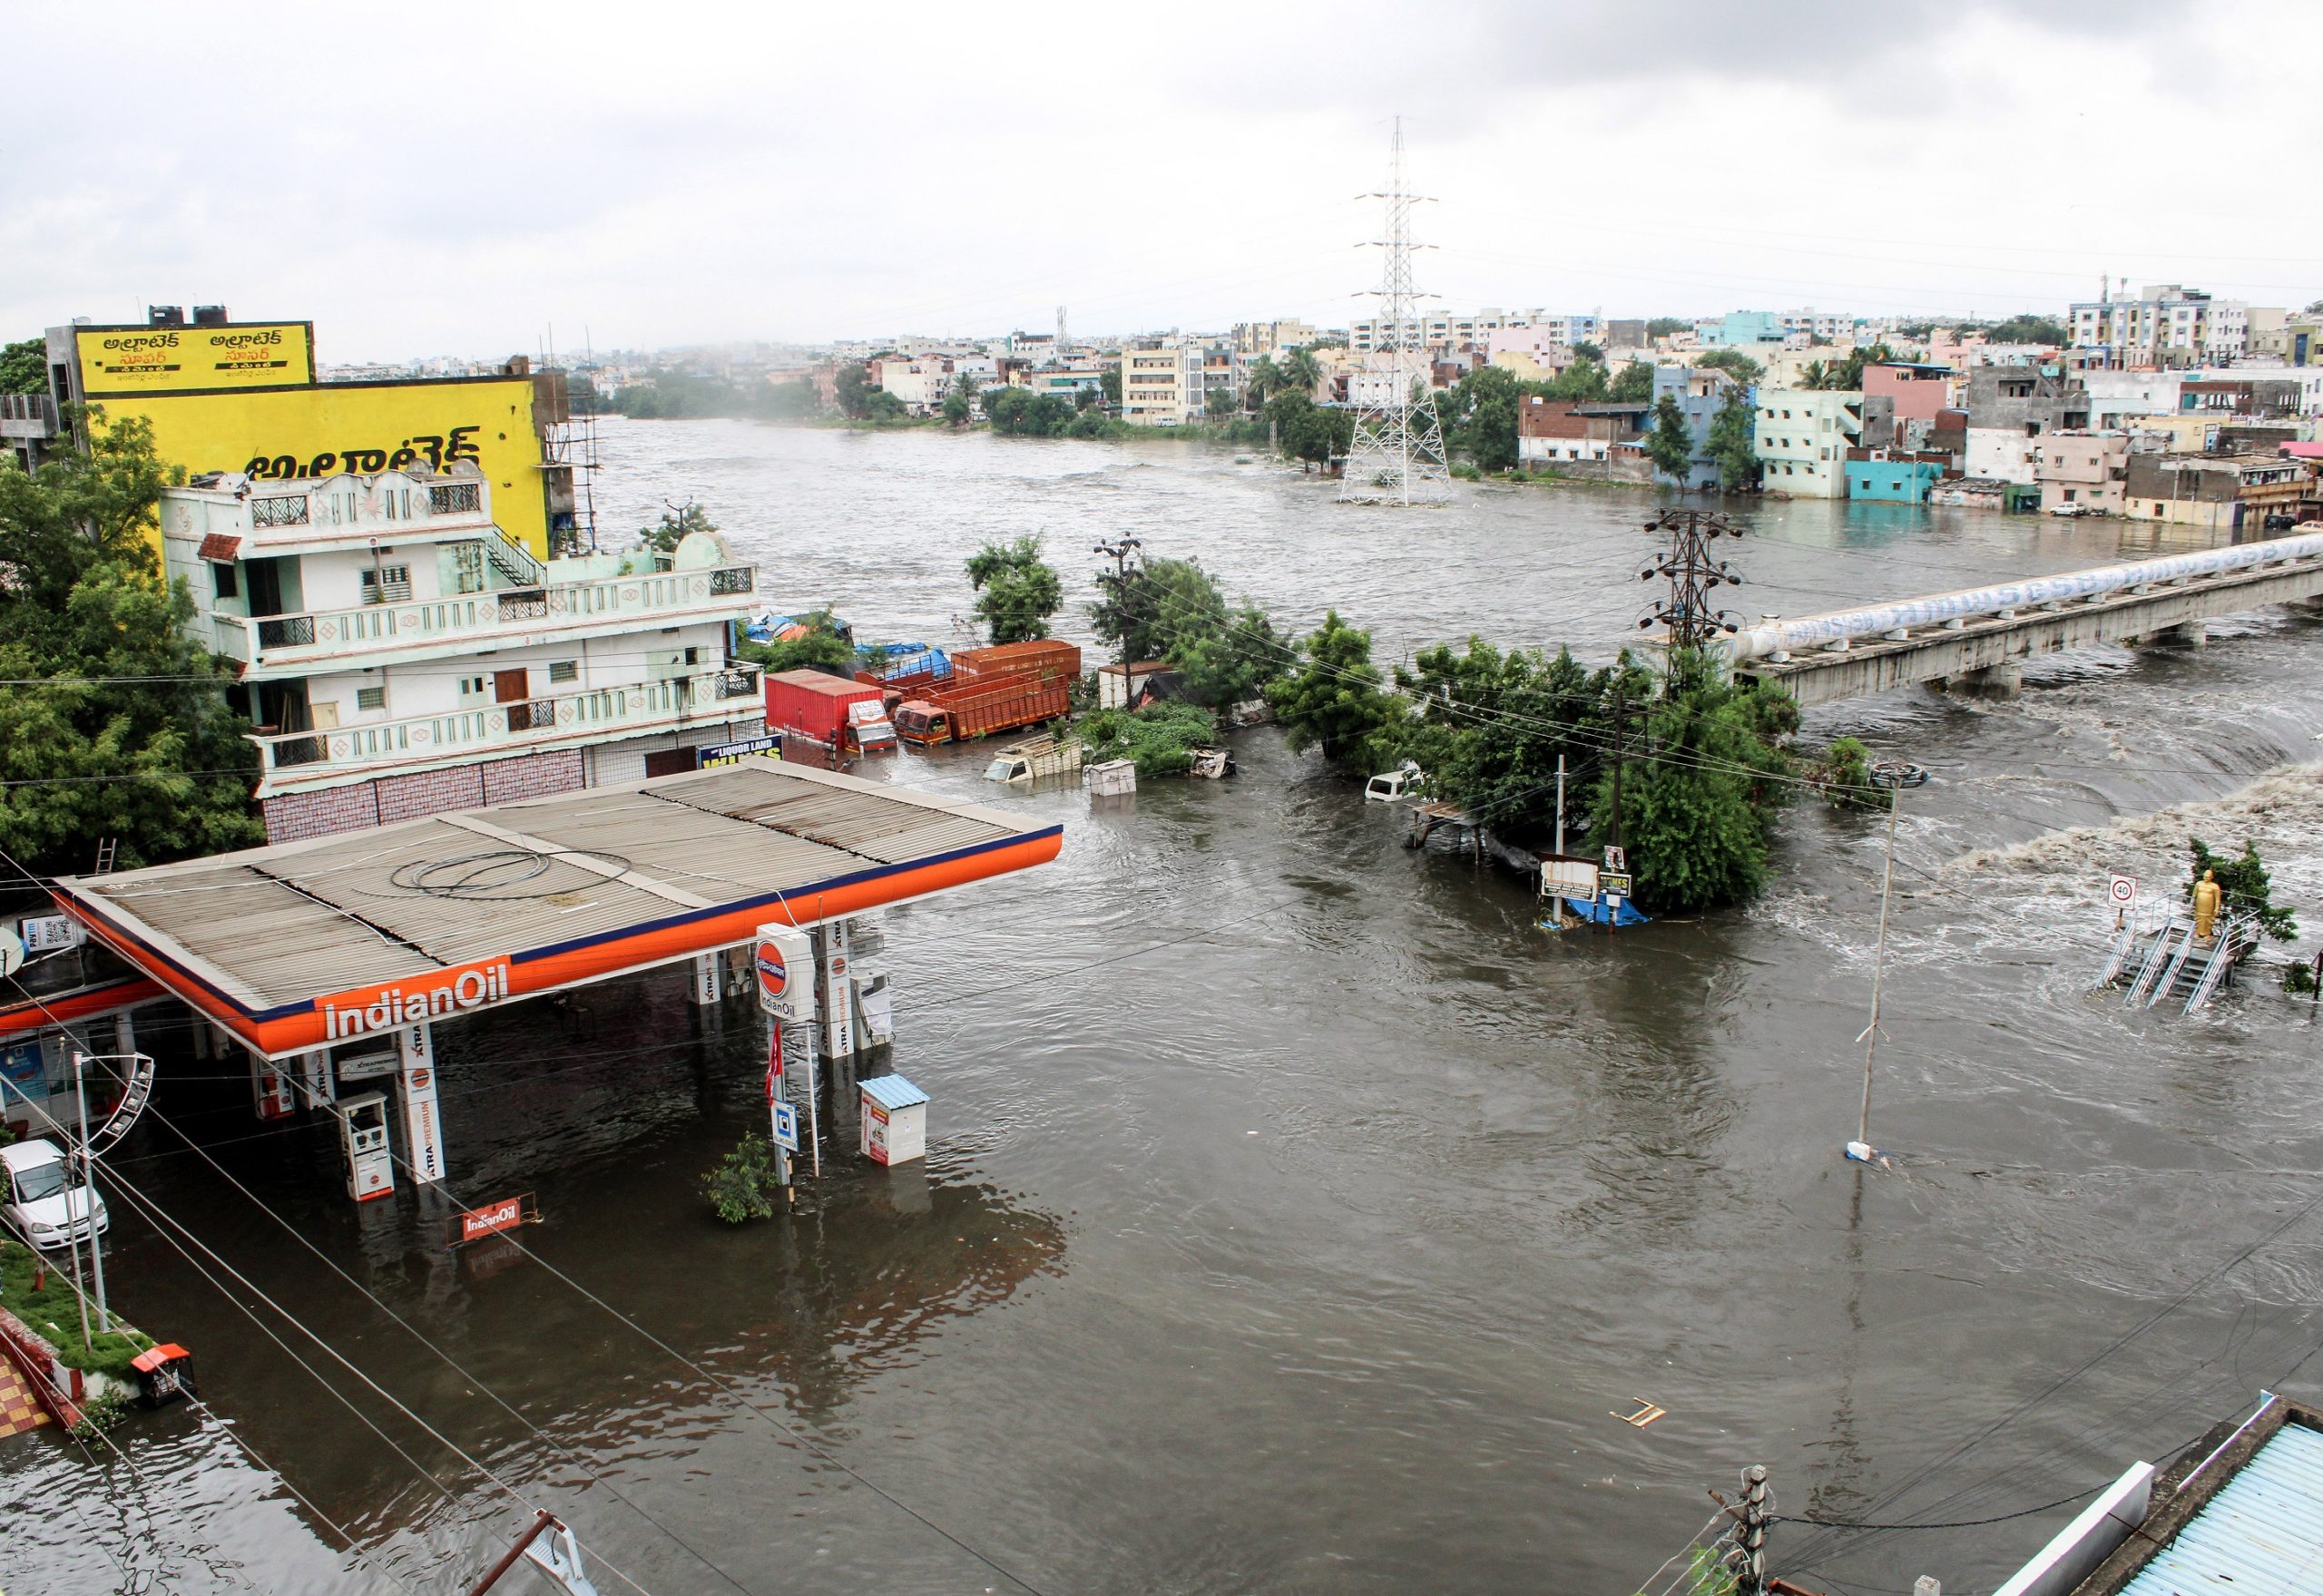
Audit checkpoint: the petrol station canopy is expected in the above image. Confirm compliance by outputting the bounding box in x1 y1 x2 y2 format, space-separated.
51 759 1062 1059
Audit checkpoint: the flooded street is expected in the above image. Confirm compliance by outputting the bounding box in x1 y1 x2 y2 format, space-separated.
11 419 2323 1596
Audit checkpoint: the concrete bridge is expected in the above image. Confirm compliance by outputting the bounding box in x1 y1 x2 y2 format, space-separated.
1726 530 2323 707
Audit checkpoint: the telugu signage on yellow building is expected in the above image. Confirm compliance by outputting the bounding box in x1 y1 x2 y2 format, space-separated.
93 377 554 556
75 322 316 395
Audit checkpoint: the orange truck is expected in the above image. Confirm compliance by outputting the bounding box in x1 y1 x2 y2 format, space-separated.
878 640 1081 747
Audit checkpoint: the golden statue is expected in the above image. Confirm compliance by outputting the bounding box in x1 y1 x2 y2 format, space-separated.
2192 868 2223 941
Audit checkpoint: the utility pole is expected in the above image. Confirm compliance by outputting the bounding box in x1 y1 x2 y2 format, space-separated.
1608 690 1626 855
1553 752 1567 857
1852 760 1928 1159
1730 1464 1771 1596
1093 536 1142 699
1639 506 1747 665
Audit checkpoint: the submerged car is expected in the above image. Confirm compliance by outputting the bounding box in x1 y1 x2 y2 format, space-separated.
2 1139 107 1251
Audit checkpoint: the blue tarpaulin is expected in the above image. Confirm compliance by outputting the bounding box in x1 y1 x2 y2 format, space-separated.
1557 895 1651 927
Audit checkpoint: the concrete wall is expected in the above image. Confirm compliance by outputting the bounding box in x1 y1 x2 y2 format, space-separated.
1967 426 2038 483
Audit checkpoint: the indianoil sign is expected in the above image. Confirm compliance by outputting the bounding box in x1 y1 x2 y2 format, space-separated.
75 322 316 395
322 962 514 1041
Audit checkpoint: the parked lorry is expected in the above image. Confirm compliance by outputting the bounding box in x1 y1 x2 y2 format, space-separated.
766 670 895 753
880 639 1080 746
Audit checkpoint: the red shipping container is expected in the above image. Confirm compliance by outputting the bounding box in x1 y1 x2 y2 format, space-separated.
764 670 886 747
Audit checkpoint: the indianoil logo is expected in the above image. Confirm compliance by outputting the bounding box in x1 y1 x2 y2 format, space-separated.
322 963 512 1040
754 943 790 1005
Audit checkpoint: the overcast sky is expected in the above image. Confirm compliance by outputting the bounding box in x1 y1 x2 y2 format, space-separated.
5 0 2313 362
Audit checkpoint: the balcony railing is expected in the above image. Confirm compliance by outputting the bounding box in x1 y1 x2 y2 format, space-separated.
254 664 763 778
220 564 758 670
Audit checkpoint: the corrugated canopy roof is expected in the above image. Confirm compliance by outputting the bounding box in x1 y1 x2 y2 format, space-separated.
2119 1420 2323 1595
54 759 1057 1035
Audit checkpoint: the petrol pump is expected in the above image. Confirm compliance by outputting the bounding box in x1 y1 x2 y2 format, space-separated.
338 1092 395 1201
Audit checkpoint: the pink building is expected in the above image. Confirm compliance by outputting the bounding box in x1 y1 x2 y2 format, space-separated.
1864 363 1956 426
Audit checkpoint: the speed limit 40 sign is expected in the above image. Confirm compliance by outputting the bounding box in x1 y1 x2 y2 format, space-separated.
2108 874 2139 908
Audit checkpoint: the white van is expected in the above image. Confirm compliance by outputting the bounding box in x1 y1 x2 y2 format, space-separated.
2 1139 108 1251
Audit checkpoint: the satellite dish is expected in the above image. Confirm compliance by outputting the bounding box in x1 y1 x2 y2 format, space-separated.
0 929 21 979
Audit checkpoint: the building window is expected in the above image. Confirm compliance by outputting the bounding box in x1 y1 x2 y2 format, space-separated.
356 686 387 711
548 660 578 684
211 562 239 600
429 482 482 515
359 564 413 604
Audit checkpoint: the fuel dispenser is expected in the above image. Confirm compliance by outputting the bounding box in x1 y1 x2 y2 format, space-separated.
338 1092 395 1201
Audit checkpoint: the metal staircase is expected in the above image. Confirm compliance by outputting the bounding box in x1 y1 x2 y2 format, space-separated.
2146 924 2200 1008
2123 922 2184 1007
485 524 548 588
2096 919 2139 986
2181 914 2250 1015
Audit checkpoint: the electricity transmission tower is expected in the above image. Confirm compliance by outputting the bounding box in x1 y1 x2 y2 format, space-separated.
1340 118 1450 507
1637 507 1747 662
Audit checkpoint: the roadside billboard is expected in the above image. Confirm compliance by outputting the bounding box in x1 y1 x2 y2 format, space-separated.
92 376 554 556
75 322 316 395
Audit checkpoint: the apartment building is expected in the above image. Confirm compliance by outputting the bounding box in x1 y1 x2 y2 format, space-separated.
1755 388 1863 498
871 356 956 415
2033 432 2130 514
2122 452 2315 529
1232 319 1318 357
2069 284 2226 369
1121 347 1197 426
1348 307 1548 355
160 464 763 842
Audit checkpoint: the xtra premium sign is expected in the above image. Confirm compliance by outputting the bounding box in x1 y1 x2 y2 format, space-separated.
76 323 316 395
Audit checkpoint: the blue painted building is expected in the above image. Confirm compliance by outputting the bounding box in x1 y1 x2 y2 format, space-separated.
1692 310 1786 348
1651 365 1743 490
1843 454 1943 504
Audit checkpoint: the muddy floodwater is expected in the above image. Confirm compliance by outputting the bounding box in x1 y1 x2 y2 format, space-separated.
9 420 2323 1596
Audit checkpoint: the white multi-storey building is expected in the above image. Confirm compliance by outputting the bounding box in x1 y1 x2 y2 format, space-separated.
160 464 765 843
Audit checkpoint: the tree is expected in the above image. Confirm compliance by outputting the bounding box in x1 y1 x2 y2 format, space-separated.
701 1133 783 1223
1446 365 1525 472
1279 345 1323 397
942 373 976 427
1245 355 1282 411
1644 394 1695 482
1646 318 1691 340
2186 837 2296 942
1982 314 2069 347
1099 364 1122 406
737 612 857 676
1591 654 1797 913
1546 358 1610 403
965 534 1063 644
1394 640 1598 845
1571 340 1605 365
0 339 44 396
1266 610 1404 767
1799 359 1831 391
1611 360 1655 404
1091 554 1281 710
1264 390 1351 471
985 387 1078 437
835 364 906 422
1205 386 1238 419
1692 348 1763 387
640 498 717 554
0 412 263 876
1826 342 1895 392
1707 390 1760 493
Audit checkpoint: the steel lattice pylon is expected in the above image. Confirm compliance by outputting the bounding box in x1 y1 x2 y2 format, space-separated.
1339 119 1451 507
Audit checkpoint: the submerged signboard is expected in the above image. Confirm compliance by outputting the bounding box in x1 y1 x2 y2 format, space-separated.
75 322 316 395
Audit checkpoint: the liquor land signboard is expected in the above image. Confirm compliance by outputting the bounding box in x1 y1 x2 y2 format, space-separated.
76 322 316 395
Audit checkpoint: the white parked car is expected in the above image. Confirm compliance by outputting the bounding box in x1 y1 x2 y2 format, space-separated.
2 1139 107 1251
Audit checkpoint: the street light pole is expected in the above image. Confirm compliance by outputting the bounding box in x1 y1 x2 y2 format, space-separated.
72 1052 109 1332
1853 761 1928 1159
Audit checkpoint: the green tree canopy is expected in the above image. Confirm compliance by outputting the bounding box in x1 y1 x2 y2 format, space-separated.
942 373 976 426
0 339 45 397
0 413 262 876
1611 360 1655 404
965 534 1063 644
1692 348 1763 387
1090 553 1281 710
1646 318 1691 339
835 364 907 422
1263 390 1352 471
1707 390 1760 493
1099 364 1122 405
2186 837 2297 942
1644 394 1695 481
639 499 717 554
736 611 857 676
985 387 1081 437
1264 609 1402 766
1980 314 2069 346
1279 346 1323 396
1590 655 1797 912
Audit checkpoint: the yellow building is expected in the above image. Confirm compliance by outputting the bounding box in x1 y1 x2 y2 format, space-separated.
42 312 580 559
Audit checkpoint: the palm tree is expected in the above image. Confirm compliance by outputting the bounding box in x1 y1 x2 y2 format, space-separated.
1246 355 1281 412
1281 345 1323 397
1801 359 1830 391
